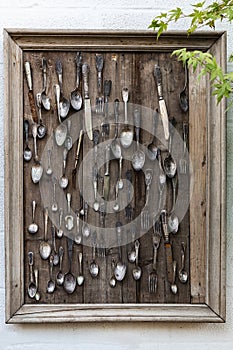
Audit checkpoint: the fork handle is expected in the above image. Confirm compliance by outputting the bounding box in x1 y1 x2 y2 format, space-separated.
152 246 158 271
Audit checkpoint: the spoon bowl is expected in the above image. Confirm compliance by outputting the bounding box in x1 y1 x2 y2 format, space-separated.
132 266 142 280
114 261 127 281
28 282 37 299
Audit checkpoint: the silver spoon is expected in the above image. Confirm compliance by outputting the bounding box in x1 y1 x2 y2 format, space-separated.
132 108 145 171
46 149 53 176
82 202 90 238
70 52 83 111
168 175 179 234
36 93 47 139
39 208 52 260
132 240 142 280
93 166 99 212
120 87 133 148
128 226 136 263
77 252 85 286
51 225 59 266
31 123 43 183
65 193 74 231
41 57 51 111
114 222 127 281
147 110 159 161
178 242 188 283
56 246 64 286
89 238 99 278
51 176 58 212
111 99 122 159
65 119 73 151
163 134 177 179
54 84 67 146
59 147 69 189
63 238 76 294
27 252 37 299
57 208 64 238
113 181 120 212
34 268 41 301
47 255 56 294
55 59 70 119
179 63 189 112
23 119 32 161
118 156 124 190
171 260 178 295
75 211 82 244
28 200 38 234
109 258 117 288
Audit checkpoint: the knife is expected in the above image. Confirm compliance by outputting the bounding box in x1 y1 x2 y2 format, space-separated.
153 65 169 140
24 62 38 123
82 63 93 141
161 209 173 284
103 144 110 201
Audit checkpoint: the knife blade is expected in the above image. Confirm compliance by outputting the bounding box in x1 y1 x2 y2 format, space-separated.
153 65 169 140
82 63 93 141
161 210 173 284
24 61 38 123
103 144 110 201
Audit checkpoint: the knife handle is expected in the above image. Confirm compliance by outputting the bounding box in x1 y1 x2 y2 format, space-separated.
24 62 33 91
154 65 163 99
161 210 169 243
96 54 104 93
82 63 90 99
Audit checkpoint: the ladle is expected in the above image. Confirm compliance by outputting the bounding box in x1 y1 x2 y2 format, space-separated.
39 207 52 260
56 246 65 286
132 240 142 280
65 193 74 231
120 87 133 148
54 84 67 146
179 63 189 112
23 119 32 162
63 238 77 294
36 93 47 139
28 200 38 234
41 57 51 111
27 252 37 299
70 52 83 111
55 59 70 118
47 255 56 294
77 252 85 286
59 147 69 189
111 99 122 159
178 242 188 283
132 108 145 171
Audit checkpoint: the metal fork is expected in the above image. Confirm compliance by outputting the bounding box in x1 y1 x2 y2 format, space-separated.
95 54 104 114
179 123 188 174
148 220 162 293
141 169 153 231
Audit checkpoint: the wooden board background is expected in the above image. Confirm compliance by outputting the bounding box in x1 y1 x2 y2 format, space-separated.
23 50 191 305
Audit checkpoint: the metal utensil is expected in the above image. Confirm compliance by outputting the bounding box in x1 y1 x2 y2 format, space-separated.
168 175 179 234
171 260 178 295
153 65 169 140
128 225 136 263
57 208 64 238
149 220 161 293
41 57 51 110
34 268 41 301
55 59 70 118
111 99 122 159
51 176 58 212
132 108 145 171
141 169 153 232
24 61 38 123
82 62 93 140
23 119 32 161
77 252 85 286
95 53 104 114
59 147 69 189
147 109 159 161
97 201 106 258
54 84 67 146
71 52 83 111
103 144 110 201
161 210 173 285
47 255 56 294
114 222 127 281
178 242 188 283
157 148 166 213
132 240 142 280
46 149 53 176
51 225 59 265
113 181 120 212
120 87 133 148
179 63 189 112
102 79 112 136
75 211 82 244
72 129 84 188
93 166 99 212
28 200 38 234
179 123 188 174
109 258 117 288
89 235 99 278
163 125 177 178
118 156 124 190
63 238 77 294
27 252 37 298
82 201 90 238
31 123 43 183
39 207 52 260
36 92 47 139
65 119 73 151
56 246 65 286
65 193 74 231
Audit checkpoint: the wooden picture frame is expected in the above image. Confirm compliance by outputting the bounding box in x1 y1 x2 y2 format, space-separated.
4 29 226 323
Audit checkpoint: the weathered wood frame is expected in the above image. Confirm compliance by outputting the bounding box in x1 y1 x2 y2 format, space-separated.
4 29 226 323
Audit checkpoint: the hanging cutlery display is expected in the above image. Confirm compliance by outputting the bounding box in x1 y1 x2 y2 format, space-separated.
23 51 190 303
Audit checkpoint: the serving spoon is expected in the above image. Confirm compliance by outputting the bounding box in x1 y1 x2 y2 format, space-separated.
55 59 70 118
120 88 133 148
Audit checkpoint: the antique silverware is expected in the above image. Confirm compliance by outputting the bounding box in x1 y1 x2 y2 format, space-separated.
51 225 59 266
57 208 64 238
75 211 82 244
157 148 166 212
95 53 104 114
77 252 85 286
72 129 84 188
179 122 188 174
31 123 43 183
28 200 38 234
59 147 69 189
89 234 99 278
63 237 77 294
141 169 153 231
114 222 127 281
103 79 112 136
54 84 67 146
161 210 173 285
163 123 177 178
178 242 188 283
64 119 73 151
71 52 83 111
39 207 52 260
93 166 99 212
147 109 159 161
36 92 47 139
103 143 110 201
128 225 136 263
118 156 124 190
55 59 70 118
82 201 90 238
34 268 41 301
113 181 120 212
179 63 189 112
168 175 179 234
111 99 122 159
51 176 58 212
132 108 145 171
109 258 117 288
41 57 51 111
153 65 169 140
82 62 93 140
56 246 65 286
149 220 161 293
171 260 178 295
46 149 53 176
47 255 56 294
132 240 142 280
120 87 133 148
23 119 32 162
24 61 38 123
65 193 74 231
27 252 37 298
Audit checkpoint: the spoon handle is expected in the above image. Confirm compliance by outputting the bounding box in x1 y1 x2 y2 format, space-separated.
34 268 39 290
59 246 64 271
42 57 47 91
32 200 36 223
181 243 185 270
75 52 82 89
122 88 129 124
24 120 29 146
172 260 177 285
44 207 48 241
54 84 61 123
55 59 63 94
114 99 120 137
49 255 54 280
67 193 71 214
79 252 83 274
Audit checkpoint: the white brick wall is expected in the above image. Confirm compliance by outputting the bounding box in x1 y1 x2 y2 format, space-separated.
1 1 233 349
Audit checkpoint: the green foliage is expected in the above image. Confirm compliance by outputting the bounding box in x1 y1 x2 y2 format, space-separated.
149 0 233 104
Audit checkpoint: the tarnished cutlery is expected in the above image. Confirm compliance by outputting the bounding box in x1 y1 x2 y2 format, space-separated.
39 207 52 260
178 242 188 283
59 147 69 189
179 63 189 112
125 170 133 221
72 129 84 188
161 210 173 285
24 61 38 123
82 201 91 238
46 149 53 176
57 208 64 238
54 84 67 146
132 108 145 171
31 122 43 183
36 92 47 139
34 268 41 301
114 222 127 282
75 210 82 245
23 119 32 162
149 220 161 293
111 99 122 159
95 54 104 114
51 176 58 212
171 260 178 295
132 240 142 280
27 252 37 298
103 143 111 201
47 255 56 294
89 233 100 278
168 175 179 234
71 52 83 111
77 252 85 286
55 59 70 118
109 258 117 288
102 79 112 136
51 225 59 266
82 62 93 141
120 87 133 148
63 237 77 294
147 109 159 161
28 200 38 234
128 225 136 263
65 193 74 231
41 57 51 111
179 122 188 174
141 169 153 232
56 246 65 286
97 201 106 258
64 119 73 151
